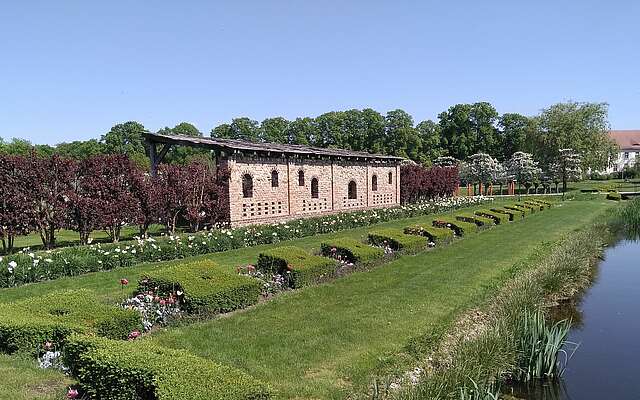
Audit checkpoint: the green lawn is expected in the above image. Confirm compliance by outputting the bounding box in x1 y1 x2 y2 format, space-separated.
146 200 610 399
0 199 612 399
0 355 72 400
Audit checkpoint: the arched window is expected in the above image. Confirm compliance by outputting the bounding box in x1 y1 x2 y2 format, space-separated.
242 174 253 198
271 170 279 187
371 175 378 191
298 170 305 186
348 180 357 199
388 171 393 184
311 178 319 198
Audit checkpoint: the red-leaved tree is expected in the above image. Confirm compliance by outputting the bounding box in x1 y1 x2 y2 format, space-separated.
400 164 459 204
0 155 34 253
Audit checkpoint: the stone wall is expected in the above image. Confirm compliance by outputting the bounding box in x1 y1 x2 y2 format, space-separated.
225 153 400 226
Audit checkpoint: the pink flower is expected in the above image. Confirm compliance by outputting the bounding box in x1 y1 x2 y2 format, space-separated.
159 299 166 305
331 247 337 253
120 278 129 286
247 264 255 272
67 388 79 399
43 341 53 351
128 330 141 340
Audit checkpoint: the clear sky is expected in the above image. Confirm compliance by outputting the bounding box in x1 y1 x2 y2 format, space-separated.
1 1 639 145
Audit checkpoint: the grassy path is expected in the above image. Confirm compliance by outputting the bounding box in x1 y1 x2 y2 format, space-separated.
146 200 611 399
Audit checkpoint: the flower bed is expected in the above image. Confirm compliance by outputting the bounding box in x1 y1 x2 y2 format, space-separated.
320 238 384 265
138 261 261 314
367 229 427 253
454 213 495 227
491 207 523 221
256 246 337 289
0 197 491 288
0 289 142 355
432 217 478 236
403 225 454 246
474 209 509 225
64 335 272 400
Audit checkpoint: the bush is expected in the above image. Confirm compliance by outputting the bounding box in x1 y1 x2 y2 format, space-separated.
515 203 537 213
526 199 552 209
491 207 524 221
63 335 271 400
257 246 337 288
505 205 531 215
523 201 545 211
607 191 622 201
0 289 141 354
474 209 509 225
403 225 454 245
0 197 492 289
367 228 427 253
432 217 479 236
320 238 384 264
454 213 495 227
139 261 261 314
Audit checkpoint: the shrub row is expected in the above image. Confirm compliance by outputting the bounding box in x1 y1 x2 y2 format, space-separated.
432 217 479 236
490 207 523 221
0 289 141 354
454 213 494 228
474 209 509 225
403 225 454 245
64 335 271 400
0 197 491 288
257 246 337 288
606 191 622 201
320 238 384 264
139 261 261 314
367 229 427 253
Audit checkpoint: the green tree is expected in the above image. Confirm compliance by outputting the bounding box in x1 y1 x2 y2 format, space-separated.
361 108 386 154
497 113 535 160
158 122 209 164
416 120 444 164
532 102 616 171
438 102 499 159
385 109 418 158
287 117 315 145
315 111 347 148
260 117 290 144
101 121 148 167
210 123 233 139
54 139 105 159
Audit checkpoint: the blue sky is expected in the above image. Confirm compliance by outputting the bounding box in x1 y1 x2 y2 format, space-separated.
1 1 639 145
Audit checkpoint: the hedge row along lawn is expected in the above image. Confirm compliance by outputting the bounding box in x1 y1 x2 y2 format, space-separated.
146 199 610 399
0 197 576 399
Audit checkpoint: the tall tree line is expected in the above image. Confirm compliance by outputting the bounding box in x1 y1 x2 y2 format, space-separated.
0 101 617 172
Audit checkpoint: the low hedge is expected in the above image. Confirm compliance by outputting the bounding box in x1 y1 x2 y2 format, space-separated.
403 225 454 245
0 289 141 354
530 199 552 207
454 213 495 227
64 335 271 400
515 202 537 213
367 228 427 253
139 261 261 314
320 238 384 264
524 201 545 211
432 217 478 236
606 191 622 201
491 207 524 220
474 209 509 225
257 246 337 288
0 197 491 289
504 205 531 215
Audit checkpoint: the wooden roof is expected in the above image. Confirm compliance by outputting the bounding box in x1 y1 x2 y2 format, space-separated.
609 130 640 151
145 132 404 161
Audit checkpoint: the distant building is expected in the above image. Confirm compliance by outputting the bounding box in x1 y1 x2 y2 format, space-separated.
606 130 640 173
145 132 403 226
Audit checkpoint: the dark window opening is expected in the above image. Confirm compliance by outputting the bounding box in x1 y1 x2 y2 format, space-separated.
372 175 378 191
271 170 279 187
242 174 253 198
348 180 357 199
388 171 393 184
298 170 305 186
311 178 319 198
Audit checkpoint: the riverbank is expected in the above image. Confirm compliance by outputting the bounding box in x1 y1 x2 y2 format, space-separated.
391 202 624 400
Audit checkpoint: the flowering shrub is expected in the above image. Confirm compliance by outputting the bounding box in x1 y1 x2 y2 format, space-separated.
121 291 183 331
0 196 491 288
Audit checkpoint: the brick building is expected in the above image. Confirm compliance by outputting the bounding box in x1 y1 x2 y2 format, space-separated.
145 132 403 226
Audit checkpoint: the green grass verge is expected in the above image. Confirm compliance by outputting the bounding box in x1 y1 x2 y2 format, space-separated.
0 354 72 400
147 200 612 399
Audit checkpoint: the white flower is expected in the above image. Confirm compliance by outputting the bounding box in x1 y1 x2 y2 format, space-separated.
28 252 35 258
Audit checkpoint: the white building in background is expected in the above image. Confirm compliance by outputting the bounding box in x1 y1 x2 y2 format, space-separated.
605 130 640 173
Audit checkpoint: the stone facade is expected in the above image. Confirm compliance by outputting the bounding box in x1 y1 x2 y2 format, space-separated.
226 154 400 226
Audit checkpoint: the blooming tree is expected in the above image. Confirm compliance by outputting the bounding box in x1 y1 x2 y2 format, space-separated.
467 153 499 194
507 151 541 194
554 148 582 192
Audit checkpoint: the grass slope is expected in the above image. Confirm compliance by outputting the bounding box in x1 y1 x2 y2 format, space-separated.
147 200 610 399
0 354 71 400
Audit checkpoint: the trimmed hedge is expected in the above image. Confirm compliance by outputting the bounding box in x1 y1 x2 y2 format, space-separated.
139 261 261 314
529 199 552 208
515 202 537 213
257 246 337 288
504 205 531 215
64 335 271 400
432 217 479 236
0 289 141 354
320 238 384 264
606 191 622 201
524 201 544 211
0 197 491 289
491 207 524 221
367 228 427 253
454 213 495 227
474 209 509 225
403 225 454 245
